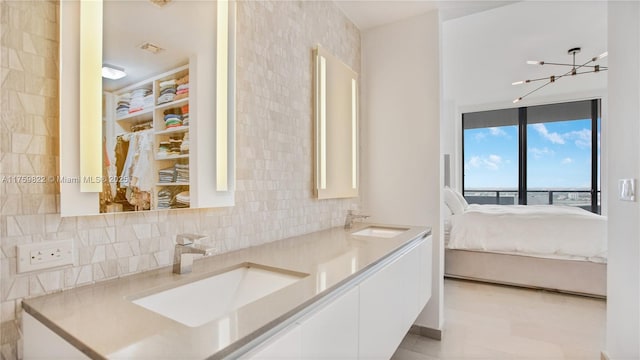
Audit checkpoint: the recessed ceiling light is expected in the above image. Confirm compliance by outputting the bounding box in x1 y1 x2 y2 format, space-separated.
139 42 165 55
102 64 127 80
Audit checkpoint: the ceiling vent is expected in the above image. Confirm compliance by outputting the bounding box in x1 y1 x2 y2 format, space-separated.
138 42 165 55
149 0 172 8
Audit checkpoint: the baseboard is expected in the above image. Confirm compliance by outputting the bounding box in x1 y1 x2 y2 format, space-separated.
409 325 442 340
601 351 610 360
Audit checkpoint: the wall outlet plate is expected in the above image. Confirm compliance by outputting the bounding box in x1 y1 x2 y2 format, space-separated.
17 240 74 273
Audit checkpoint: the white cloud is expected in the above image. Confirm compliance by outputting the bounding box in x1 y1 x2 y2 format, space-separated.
467 156 482 168
465 155 502 171
531 125 594 148
561 157 573 164
566 128 592 149
531 123 565 144
488 154 502 164
488 127 507 137
529 147 554 159
474 127 510 141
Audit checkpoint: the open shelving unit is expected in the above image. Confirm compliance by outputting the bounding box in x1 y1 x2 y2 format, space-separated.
105 64 191 211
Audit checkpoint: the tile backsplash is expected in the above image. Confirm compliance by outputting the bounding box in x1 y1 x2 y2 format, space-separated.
0 1 361 358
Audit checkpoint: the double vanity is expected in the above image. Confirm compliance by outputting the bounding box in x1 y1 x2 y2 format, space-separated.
22 223 432 359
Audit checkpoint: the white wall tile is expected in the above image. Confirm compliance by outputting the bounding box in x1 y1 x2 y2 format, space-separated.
0 1 360 357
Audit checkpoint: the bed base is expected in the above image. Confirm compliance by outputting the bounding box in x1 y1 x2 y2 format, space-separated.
445 249 606 298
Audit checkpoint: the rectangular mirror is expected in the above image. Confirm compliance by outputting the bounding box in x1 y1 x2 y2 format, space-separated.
59 0 236 216
313 46 359 199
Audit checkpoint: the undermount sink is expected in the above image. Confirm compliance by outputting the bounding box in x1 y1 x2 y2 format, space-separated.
132 263 307 327
351 226 409 238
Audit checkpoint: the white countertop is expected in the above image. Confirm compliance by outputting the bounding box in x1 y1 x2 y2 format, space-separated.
23 223 431 359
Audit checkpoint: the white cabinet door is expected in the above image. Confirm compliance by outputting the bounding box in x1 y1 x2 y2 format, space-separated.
23 312 89 360
358 253 408 359
358 237 429 359
300 286 359 359
402 236 432 325
243 324 302 359
418 236 433 309
402 240 425 325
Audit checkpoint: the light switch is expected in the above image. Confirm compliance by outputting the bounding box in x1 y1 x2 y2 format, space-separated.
618 179 636 201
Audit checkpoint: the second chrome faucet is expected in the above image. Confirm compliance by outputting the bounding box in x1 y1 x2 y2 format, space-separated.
344 210 370 229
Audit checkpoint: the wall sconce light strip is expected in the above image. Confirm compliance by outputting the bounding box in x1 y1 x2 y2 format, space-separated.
351 79 357 190
79 0 103 192
319 56 327 190
216 0 229 191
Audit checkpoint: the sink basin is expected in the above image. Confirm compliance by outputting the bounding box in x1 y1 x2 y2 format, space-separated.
132 263 307 327
352 226 409 238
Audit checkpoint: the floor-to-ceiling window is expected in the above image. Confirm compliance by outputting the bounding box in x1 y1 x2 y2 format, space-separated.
463 108 519 205
462 99 601 213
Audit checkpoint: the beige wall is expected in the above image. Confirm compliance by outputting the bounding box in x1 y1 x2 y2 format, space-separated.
606 2 640 358
0 1 360 358
360 11 442 331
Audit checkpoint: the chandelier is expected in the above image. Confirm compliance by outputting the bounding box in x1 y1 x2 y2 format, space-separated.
512 47 608 103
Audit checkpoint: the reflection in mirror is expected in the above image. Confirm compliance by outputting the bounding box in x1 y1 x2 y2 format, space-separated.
100 0 207 213
313 46 359 199
60 0 235 216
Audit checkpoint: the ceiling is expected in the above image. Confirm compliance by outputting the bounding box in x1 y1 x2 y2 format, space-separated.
100 0 521 92
102 0 214 91
442 0 607 106
334 0 518 30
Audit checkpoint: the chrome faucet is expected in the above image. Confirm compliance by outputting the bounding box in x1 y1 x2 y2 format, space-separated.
344 210 370 229
173 234 213 274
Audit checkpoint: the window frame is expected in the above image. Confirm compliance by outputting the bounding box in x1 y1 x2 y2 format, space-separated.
462 99 601 213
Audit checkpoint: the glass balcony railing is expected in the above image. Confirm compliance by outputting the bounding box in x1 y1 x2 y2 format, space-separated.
463 189 601 214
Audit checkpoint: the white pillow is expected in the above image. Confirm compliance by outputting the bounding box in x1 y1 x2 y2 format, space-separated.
443 187 465 215
453 188 469 210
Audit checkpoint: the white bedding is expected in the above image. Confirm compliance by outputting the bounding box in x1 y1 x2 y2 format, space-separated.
447 204 608 263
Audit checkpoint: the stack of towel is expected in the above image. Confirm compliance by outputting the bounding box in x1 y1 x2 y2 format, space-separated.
157 187 188 209
116 93 131 118
169 137 182 155
174 74 189 101
174 191 190 208
157 79 177 105
129 88 152 113
157 188 173 209
164 113 182 129
130 120 153 132
180 132 189 154
181 104 190 126
157 141 170 158
175 160 189 183
158 166 175 183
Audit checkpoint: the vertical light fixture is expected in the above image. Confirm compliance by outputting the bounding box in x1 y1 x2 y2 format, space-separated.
79 0 103 192
351 78 357 190
216 0 229 191
319 55 327 190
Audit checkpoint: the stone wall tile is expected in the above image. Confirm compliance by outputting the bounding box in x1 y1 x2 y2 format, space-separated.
0 1 360 357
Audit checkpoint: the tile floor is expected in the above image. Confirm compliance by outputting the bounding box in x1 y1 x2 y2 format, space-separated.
392 279 606 360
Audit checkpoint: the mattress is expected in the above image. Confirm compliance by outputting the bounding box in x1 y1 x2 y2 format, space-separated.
446 204 608 263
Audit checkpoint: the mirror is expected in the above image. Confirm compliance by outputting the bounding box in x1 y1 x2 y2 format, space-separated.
313 46 359 199
59 0 236 216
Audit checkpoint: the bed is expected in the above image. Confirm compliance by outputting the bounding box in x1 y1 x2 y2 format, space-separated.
443 187 607 298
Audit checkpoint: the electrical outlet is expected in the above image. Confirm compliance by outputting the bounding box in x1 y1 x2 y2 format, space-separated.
17 240 74 273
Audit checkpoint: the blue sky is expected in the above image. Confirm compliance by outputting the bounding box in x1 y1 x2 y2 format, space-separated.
464 119 598 189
